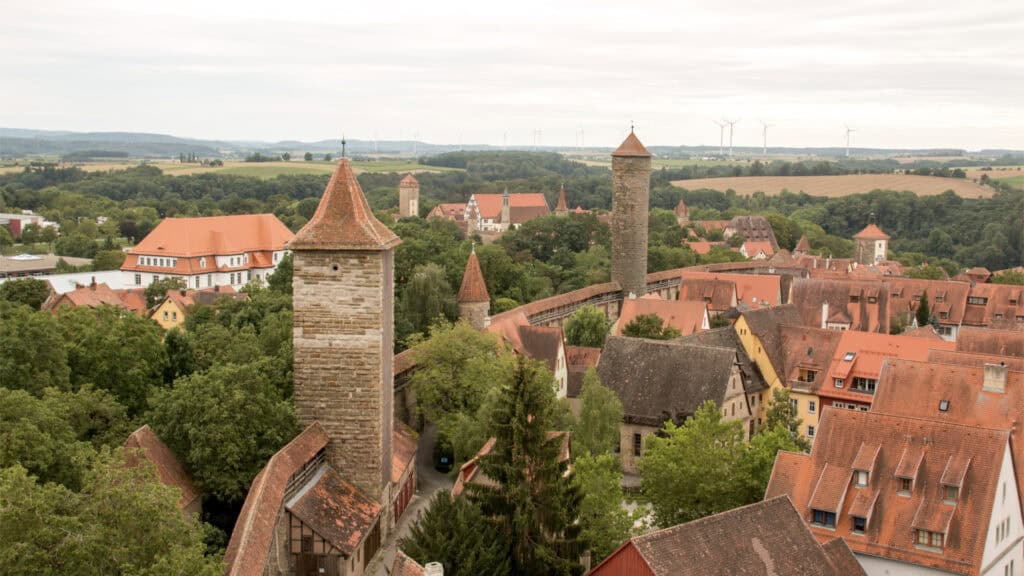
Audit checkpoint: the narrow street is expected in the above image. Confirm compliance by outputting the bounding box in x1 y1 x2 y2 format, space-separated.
372 424 453 575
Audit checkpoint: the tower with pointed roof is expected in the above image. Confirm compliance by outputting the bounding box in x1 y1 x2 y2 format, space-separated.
611 130 652 298
458 246 491 330
794 234 810 256
555 184 569 217
287 158 400 507
674 197 689 226
852 220 890 265
398 173 419 219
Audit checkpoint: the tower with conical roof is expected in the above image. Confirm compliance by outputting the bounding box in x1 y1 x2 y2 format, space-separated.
674 197 689 226
458 246 491 330
794 234 810 256
852 219 890 265
611 130 652 298
287 158 400 507
555 184 569 217
398 173 419 218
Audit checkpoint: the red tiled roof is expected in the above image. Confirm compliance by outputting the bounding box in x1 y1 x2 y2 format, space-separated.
927 349 1024 371
790 278 890 333
426 203 467 221
819 330 954 401
685 240 721 255
821 538 867 576
853 223 890 240
285 467 381 556
391 424 418 484
400 173 418 186
225 423 329 576
458 250 490 303
288 159 401 251
124 425 199 511
766 409 1010 576
613 295 708 336
795 235 811 252
780 326 843 391
556 184 568 211
742 241 775 259
127 214 291 261
391 551 426 576
565 346 601 369
469 193 549 221
956 327 1024 357
611 131 651 158
47 282 148 316
679 276 736 311
872 358 1024 506
674 198 688 218
685 271 781 308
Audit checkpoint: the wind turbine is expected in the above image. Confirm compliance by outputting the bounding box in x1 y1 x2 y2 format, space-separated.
759 121 774 156
713 120 726 157
845 126 855 157
724 119 740 158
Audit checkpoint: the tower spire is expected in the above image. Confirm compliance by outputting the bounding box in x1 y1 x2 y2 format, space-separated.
341 134 347 158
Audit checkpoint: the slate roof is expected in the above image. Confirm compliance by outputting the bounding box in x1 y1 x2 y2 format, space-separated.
738 304 804 382
726 215 779 250
124 425 200 511
288 159 401 251
597 336 738 427
675 327 767 394
225 423 329 576
458 250 490 303
611 131 651 157
872 358 1024 505
285 467 382 556
766 409 1010 576
594 496 856 576
391 551 426 576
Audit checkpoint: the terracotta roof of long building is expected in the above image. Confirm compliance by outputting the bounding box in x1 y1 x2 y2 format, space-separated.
613 295 708 337
288 159 401 251
611 131 651 157
458 250 490 303
766 409 1010 576
128 214 292 258
468 193 550 222
591 496 862 576
124 425 200 511
956 326 1024 357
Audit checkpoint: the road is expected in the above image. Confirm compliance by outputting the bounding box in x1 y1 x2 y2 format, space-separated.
371 424 453 575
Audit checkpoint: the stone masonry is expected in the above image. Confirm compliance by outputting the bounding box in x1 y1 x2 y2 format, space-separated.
398 174 419 219
611 131 652 298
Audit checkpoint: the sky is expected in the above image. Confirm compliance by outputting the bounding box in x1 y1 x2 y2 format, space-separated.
2 0 1022 150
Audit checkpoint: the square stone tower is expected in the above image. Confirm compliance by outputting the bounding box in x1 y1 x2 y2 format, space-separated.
853 223 890 265
287 159 401 503
398 173 419 218
611 131 652 298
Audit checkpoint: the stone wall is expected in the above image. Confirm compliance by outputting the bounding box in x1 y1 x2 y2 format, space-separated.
458 300 490 331
611 154 651 298
292 249 393 502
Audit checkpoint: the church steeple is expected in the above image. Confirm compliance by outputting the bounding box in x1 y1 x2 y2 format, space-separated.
555 183 569 216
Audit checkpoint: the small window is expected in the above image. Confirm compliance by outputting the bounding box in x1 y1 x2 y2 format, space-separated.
163 311 168 320
917 530 929 545
835 378 845 388
134 274 141 286
809 401 817 414
940 312 949 319
996 314 1004 320
944 485 958 501
172 312 177 321
852 516 866 533
812 509 836 528
850 295 860 303
807 425 815 438
868 296 877 304
200 257 206 268
843 352 856 361
899 478 912 493
633 433 642 457
939 400 950 412
936 295 944 303
855 470 868 487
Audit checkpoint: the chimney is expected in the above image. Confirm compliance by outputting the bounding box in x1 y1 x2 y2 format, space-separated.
424 562 444 576
90 276 97 289
983 362 1008 393
821 301 829 329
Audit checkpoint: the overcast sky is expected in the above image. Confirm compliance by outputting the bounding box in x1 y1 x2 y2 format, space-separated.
3 0 1022 150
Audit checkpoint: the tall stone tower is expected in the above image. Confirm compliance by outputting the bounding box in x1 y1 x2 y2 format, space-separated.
458 246 490 330
610 130 652 298
398 173 419 218
853 220 890 265
500 187 511 230
287 159 401 504
555 184 569 217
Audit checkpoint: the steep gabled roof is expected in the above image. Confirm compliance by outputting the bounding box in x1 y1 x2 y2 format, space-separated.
516 325 564 375
956 326 1024 357
288 159 401 251
458 250 490 303
738 304 805 380
611 131 651 157
596 497 853 576
127 214 293 258
391 551 426 576
469 193 549 221
613 295 708 337
795 235 811 252
597 336 737 427
675 326 767 394
285 467 381 556
124 425 199 511
555 184 568 211
674 198 688 217
766 409 1010 576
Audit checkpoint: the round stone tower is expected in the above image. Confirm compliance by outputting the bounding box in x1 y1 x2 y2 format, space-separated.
458 246 490 330
610 130 652 298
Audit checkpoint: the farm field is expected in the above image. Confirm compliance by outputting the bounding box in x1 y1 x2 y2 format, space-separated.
996 175 1024 188
671 174 996 198
962 167 1024 180
0 160 461 179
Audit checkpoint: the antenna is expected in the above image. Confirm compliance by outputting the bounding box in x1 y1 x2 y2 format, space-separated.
759 120 774 156
713 120 726 157
724 119 740 158
845 126 855 157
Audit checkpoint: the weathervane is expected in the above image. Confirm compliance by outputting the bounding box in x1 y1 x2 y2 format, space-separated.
341 134 347 159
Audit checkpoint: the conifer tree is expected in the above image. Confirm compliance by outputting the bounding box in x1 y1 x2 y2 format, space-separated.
469 356 584 576
916 289 931 326
398 490 510 576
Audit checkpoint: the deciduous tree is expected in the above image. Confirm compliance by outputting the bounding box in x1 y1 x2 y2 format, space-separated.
564 305 611 348
0 277 51 310
573 369 623 457
574 453 632 563
0 302 70 394
622 313 681 340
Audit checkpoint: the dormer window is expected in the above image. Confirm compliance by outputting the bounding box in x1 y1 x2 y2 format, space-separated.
850 295 860 303
868 297 877 303
968 296 988 305
843 352 856 361
898 477 913 494
855 470 869 487
936 295 944 303
835 378 845 388
916 530 944 549
939 400 950 412
200 257 206 268
852 516 867 534
798 368 817 383
943 485 958 501
812 509 836 528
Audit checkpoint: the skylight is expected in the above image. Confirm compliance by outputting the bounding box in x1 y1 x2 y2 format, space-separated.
939 400 950 412
843 352 856 361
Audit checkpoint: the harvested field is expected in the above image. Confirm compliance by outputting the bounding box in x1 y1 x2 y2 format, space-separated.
0 160 460 179
963 168 1024 180
671 174 994 198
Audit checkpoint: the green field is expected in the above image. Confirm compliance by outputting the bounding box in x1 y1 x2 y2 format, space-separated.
996 175 1024 188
